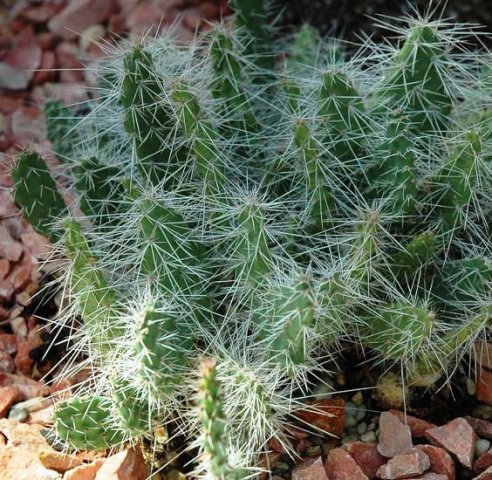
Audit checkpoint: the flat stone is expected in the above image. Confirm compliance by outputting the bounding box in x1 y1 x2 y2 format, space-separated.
63 459 106 480
425 417 477 469
378 411 413 458
40 451 82 473
478 369 492 406
376 448 430 480
49 0 114 40
389 410 437 439
465 417 492 440
416 445 455 480
324 448 368 480
476 449 492 472
405 474 448 480
474 465 492 479
94 447 147 480
292 457 329 480
296 398 345 437
342 441 386 479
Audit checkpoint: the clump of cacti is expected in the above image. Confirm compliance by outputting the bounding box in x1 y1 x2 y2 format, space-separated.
12 1 491 477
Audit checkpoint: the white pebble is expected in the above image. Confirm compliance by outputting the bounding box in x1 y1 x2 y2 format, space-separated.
357 422 368 435
467 378 477 396
341 434 358 445
475 439 491 457
360 431 377 443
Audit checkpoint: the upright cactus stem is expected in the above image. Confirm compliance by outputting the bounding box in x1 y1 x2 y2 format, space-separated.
10 6 491 476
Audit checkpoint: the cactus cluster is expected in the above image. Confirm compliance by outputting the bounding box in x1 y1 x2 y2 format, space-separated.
12 1 492 477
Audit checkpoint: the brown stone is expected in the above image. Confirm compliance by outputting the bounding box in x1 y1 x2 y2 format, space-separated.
378 411 413 458
474 465 492 480
466 417 492 440
292 456 329 480
94 447 147 480
0 226 23 262
63 459 106 480
376 448 430 480
0 386 20 418
478 369 492 406
416 445 455 480
342 441 386 479
425 417 477 469
295 398 345 437
10 106 47 146
32 50 56 85
40 451 82 473
388 410 437 438
0 372 49 399
476 449 492 472
324 448 368 480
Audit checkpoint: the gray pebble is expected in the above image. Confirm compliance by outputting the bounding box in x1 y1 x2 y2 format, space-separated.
8 408 28 422
467 378 477 396
356 404 367 421
368 422 376 431
360 431 377 443
345 401 358 416
274 462 290 473
357 422 368 435
307 445 321 456
341 434 358 445
344 415 357 428
475 439 491 457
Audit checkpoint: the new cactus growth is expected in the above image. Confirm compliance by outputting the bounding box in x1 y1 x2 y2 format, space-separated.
12 1 491 476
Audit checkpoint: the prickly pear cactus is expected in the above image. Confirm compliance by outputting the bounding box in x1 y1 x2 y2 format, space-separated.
12 0 492 476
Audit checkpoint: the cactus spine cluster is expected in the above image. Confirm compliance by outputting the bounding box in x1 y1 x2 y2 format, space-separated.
12 1 492 477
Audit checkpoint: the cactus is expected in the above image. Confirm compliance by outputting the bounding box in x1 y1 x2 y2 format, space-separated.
12 2 492 476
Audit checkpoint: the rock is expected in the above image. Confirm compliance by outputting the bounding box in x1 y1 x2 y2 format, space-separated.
0 226 23 262
388 411 437 439
15 328 44 375
478 369 492 406
10 317 28 341
342 441 386 479
292 456 329 480
0 27 41 90
473 342 492 370
49 0 115 40
40 451 82 473
416 445 455 480
63 459 106 480
324 448 369 479
27 406 54 426
0 334 17 355
425 417 478 469
32 51 56 85
376 448 430 480
94 447 147 480
474 465 492 479
31 83 89 106
0 418 61 479
377 411 413 458
10 106 47 145
477 440 492 458
467 417 492 440
56 42 83 83
0 351 15 373
476 449 492 472
0 372 49 399
296 398 345 436
0 386 20 418
406 474 448 480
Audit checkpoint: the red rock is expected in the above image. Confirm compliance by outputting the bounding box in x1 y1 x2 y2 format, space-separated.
0 280 14 301
268 436 286 454
472 341 492 370
8 252 34 293
37 32 56 51
295 398 345 437
0 351 15 374
27 405 54 426
389 410 437 438
0 226 23 262
0 27 41 90
342 441 386 479
376 448 430 480
478 369 492 406
425 417 477 469
0 259 10 281
0 386 20 418
406 474 448 480
0 334 17 355
32 50 56 85
125 3 161 34
292 456 329 480
416 445 455 480
378 411 413 458
40 450 82 473
56 42 84 83
10 106 47 145
183 7 204 30
15 326 43 375
94 447 147 480
10 317 28 341
475 466 492 480
476 449 492 472
31 82 89 106
0 94 25 115
21 231 50 258
0 372 49 399
466 417 492 440
324 448 368 480
20 3 62 23
49 0 115 40
63 458 106 480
